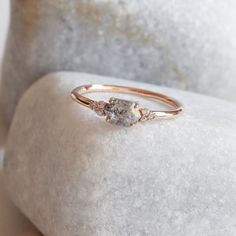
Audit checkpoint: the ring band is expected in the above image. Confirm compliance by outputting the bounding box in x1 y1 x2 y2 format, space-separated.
71 84 184 127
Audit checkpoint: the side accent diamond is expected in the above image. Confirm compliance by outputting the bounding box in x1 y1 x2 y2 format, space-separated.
90 101 107 116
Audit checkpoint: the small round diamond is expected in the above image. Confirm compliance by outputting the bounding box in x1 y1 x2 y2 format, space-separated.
90 101 107 116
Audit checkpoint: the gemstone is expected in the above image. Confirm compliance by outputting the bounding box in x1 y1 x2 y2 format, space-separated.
90 101 107 116
104 98 141 126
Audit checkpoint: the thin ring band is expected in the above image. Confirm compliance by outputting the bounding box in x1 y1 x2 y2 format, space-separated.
71 84 184 126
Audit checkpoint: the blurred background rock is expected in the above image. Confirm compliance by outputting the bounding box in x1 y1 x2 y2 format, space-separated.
1 1 236 235
0 1 42 235
0 0 9 144
2 0 236 125
0 0 9 61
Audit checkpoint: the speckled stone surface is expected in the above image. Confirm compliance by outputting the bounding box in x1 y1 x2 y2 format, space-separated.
0 149 42 236
1 52 41 236
2 0 236 125
4 72 236 236
0 174 42 236
0 103 7 147
0 106 41 236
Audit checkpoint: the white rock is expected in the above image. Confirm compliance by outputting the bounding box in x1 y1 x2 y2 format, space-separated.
0 152 42 236
0 102 7 146
0 108 41 235
2 0 236 124
4 72 236 236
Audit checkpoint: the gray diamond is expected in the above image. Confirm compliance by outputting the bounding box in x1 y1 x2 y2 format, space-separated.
104 98 141 126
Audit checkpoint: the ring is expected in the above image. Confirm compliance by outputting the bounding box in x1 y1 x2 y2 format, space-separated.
71 84 184 127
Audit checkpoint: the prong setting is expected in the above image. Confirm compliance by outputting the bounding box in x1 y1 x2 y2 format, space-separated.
72 84 184 126
91 97 142 126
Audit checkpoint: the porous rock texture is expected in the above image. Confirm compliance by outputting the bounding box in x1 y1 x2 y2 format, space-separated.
2 0 236 124
4 72 236 236
0 106 42 236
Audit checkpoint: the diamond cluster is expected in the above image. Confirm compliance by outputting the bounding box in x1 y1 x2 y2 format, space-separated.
90 97 142 126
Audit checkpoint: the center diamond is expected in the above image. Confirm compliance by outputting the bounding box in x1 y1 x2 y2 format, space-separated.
104 98 141 126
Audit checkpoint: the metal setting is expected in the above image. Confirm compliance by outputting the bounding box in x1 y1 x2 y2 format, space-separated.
71 84 184 126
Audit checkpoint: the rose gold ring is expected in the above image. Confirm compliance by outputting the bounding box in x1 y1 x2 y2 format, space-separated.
71 84 184 126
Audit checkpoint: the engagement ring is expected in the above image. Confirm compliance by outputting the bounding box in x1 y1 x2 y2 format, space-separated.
71 84 183 127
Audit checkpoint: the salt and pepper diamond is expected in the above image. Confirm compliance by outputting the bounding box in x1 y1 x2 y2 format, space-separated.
104 97 141 126
90 97 142 126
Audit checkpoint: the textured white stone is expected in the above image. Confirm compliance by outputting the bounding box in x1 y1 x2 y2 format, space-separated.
0 103 7 147
2 0 236 125
0 151 42 236
4 72 236 236
0 4 41 234
0 108 42 235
